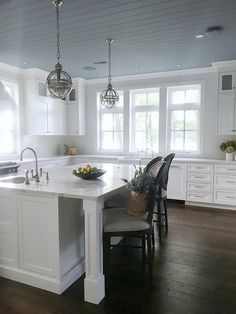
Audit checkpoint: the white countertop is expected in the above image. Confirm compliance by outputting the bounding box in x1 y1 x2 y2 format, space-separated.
0 163 133 200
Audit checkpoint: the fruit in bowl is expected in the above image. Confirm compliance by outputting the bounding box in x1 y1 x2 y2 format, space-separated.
73 164 106 180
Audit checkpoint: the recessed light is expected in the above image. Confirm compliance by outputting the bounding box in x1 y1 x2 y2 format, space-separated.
23 62 28 65
195 34 205 39
82 66 96 71
176 64 182 68
207 25 223 33
93 61 107 65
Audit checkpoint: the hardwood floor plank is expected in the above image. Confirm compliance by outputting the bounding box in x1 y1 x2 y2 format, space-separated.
0 204 236 314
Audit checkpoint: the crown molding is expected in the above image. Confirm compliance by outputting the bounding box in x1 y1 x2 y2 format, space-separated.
212 60 236 70
86 66 214 85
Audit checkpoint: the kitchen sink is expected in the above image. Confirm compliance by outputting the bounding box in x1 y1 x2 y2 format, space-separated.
0 176 26 184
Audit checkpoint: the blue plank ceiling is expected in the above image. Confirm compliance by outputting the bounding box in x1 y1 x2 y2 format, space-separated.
0 0 235 79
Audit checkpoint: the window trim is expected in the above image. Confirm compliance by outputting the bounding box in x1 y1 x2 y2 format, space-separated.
130 88 160 153
166 83 203 155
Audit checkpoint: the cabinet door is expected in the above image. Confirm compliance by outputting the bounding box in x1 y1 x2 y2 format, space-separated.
57 99 67 135
67 103 79 135
17 194 59 276
47 99 58 134
0 191 18 267
167 163 186 200
219 72 235 92
218 93 235 135
35 100 48 134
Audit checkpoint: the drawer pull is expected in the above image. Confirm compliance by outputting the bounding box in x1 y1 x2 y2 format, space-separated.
193 185 204 189
226 168 236 171
226 181 236 184
225 196 236 199
195 176 204 179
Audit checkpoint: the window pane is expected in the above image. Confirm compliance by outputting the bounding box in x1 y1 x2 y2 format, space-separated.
134 93 146 106
185 89 200 103
148 92 159 105
135 112 146 131
114 132 123 149
185 110 199 130
101 132 113 150
114 113 123 131
170 131 184 150
147 130 158 151
185 131 198 151
171 111 184 130
135 131 146 151
148 112 159 131
102 114 113 131
115 91 124 108
171 91 185 104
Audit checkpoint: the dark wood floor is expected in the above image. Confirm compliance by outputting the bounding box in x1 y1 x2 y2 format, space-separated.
1 204 236 314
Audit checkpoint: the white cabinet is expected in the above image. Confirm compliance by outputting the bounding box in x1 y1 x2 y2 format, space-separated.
186 163 213 203
0 190 18 267
218 72 236 135
167 163 186 200
24 69 67 135
17 193 59 276
213 164 236 207
66 78 86 135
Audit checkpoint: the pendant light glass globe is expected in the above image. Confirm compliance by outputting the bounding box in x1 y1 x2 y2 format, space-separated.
47 63 72 99
46 0 72 99
100 38 119 109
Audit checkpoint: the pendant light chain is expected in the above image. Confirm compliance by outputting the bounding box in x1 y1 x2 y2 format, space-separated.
56 3 61 63
108 39 111 84
46 0 72 99
100 38 119 109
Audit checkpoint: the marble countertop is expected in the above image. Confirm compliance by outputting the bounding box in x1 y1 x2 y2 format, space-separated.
1 153 236 165
0 163 133 200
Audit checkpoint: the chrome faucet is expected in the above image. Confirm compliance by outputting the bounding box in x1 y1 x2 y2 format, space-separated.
20 147 40 182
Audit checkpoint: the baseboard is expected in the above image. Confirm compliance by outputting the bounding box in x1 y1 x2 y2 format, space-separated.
0 260 85 294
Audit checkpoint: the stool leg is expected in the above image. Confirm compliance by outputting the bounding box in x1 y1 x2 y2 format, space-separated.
151 228 155 249
157 201 162 239
147 234 152 271
164 199 168 232
142 235 146 265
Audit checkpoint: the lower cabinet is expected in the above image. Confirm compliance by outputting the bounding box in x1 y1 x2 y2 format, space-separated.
0 190 18 267
167 163 186 200
0 190 85 294
17 193 59 276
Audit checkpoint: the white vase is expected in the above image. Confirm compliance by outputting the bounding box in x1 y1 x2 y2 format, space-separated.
225 152 234 161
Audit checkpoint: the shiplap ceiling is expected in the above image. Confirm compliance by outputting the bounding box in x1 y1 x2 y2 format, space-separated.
0 0 236 79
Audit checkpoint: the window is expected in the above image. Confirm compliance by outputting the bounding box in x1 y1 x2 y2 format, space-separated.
0 80 19 154
97 91 124 151
167 84 201 153
130 88 159 153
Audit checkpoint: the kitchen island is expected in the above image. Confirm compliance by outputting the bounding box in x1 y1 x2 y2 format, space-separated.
0 163 133 304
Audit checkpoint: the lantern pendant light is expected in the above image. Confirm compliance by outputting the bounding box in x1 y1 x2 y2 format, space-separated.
46 0 72 99
100 38 119 109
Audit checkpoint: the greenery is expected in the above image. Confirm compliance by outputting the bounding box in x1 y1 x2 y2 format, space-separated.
122 165 156 194
220 140 236 153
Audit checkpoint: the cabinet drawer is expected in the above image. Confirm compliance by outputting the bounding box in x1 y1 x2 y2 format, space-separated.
187 183 212 193
188 163 213 173
214 190 236 205
214 175 236 190
187 192 212 203
187 173 212 183
214 164 236 174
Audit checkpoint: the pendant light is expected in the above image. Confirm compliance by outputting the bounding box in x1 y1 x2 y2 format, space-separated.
46 0 72 99
100 38 119 109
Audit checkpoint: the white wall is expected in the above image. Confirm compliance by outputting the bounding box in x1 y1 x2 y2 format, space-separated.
68 68 231 159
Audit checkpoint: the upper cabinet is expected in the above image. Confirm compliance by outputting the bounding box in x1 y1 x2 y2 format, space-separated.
218 72 236 135
23 69 86 136
66 78 86 136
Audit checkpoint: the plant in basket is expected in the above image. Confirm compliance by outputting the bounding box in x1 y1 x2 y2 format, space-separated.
122 166 156 216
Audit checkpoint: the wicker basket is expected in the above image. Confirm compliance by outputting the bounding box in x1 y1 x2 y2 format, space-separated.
127 191 148 216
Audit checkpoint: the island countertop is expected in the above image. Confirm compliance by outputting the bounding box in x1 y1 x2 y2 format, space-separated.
0 163 133 200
